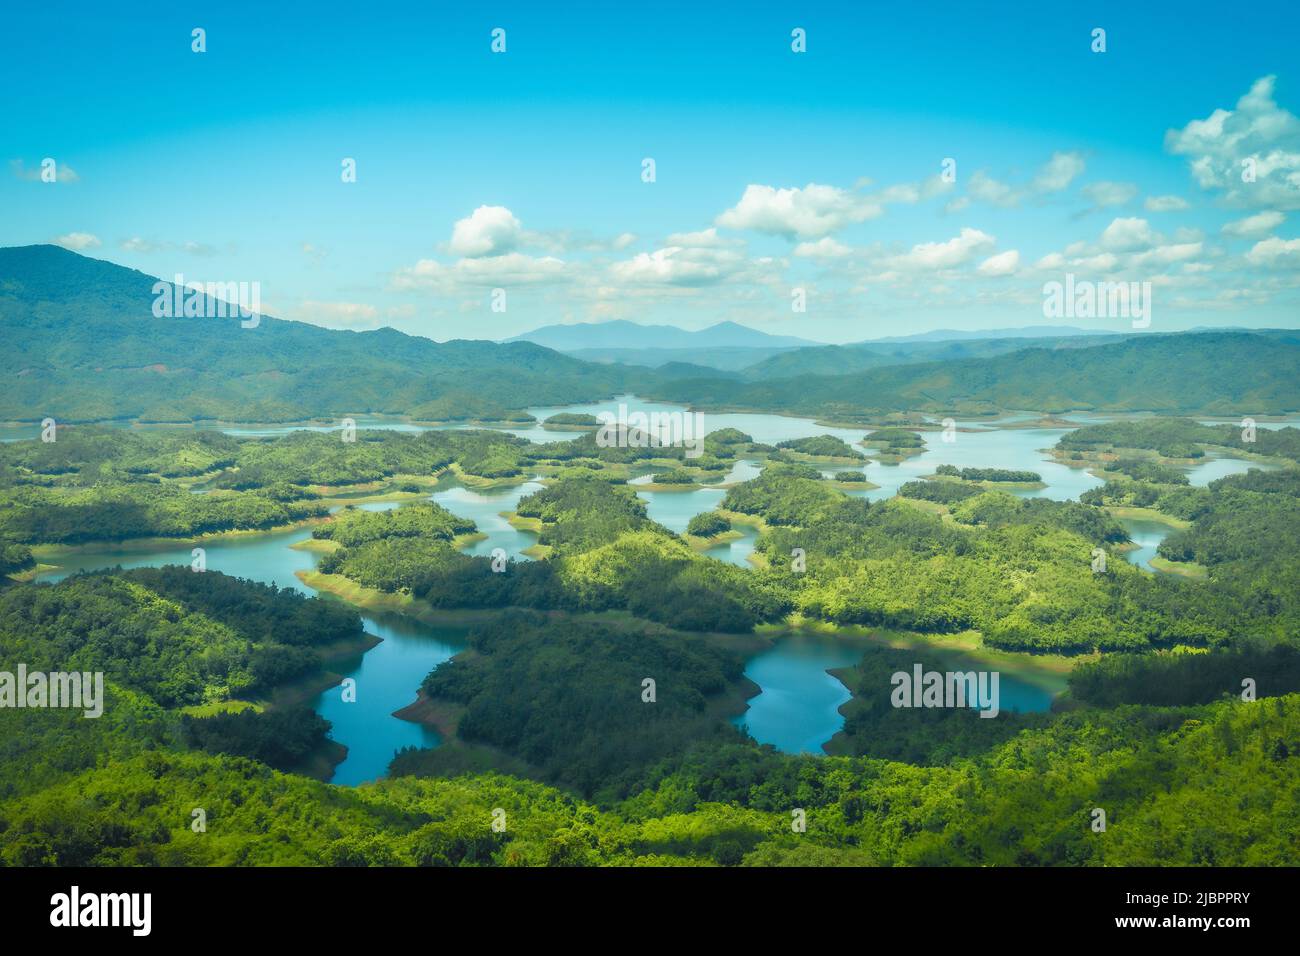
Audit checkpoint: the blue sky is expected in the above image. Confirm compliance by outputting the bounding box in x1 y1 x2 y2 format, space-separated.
2 0 1298 343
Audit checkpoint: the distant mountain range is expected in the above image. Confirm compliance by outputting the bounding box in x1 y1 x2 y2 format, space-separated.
5 245 1296 425
505 320 823 351
508 320 1139 373
649 331 1300 419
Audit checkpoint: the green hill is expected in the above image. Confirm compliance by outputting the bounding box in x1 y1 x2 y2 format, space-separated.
654 332 1300 420
0 245 635 423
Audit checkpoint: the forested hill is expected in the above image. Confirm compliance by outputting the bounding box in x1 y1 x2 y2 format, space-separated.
0 245 637 423
7 245 1297 425
650 331 1300 421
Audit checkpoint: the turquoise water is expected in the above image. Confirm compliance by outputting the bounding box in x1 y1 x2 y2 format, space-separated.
311 611 465 786
34 523 320 590
1117 517 1173 572
633 478 759 567
430 478 544 561
731 633 1058 754
1185 456 1278 487
731 634 867 753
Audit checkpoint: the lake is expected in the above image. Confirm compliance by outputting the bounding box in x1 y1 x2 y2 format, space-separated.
24 395 1279 774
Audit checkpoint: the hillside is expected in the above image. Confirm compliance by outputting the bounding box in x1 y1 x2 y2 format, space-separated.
651 332 1300 419
736 333 1130 380
0 245 636 423
565 345 790 371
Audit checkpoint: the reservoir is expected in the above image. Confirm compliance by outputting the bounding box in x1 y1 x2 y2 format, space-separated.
27 397 1273 777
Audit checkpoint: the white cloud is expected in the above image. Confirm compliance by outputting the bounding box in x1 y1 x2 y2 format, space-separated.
964 171 1020 207
394 252 567 290
1245 235 1300 267
1130 241 1204 267
716 183 882 238
977 249 1020 276
664 227 738 248
448 205 522 258
1032 151 1087 192
610 244 754 286
1082 181 1138 208
887 227 996 270
1144 195 1189 212
794 237 852 258
947 151 1086 211
1165 75 1300 209
52 232 100 251
301 301 380 329
875 174 952 205
1222 210 1285 237
1071 252 1120 272
1100 217 1155 251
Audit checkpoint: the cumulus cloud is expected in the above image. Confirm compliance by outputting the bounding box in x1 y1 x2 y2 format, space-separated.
715 183 883 238
1129 241 1204 267
610 243 757 286
946 151 1086 211
977 249 1020 276
1100 217 1156 250
1165 75 1300 209
664 227 739 248
1222 210 1286 237
1245 235 1300 267
301 301 381 329
793 237 852 259
1032 151 1088 192
52 232 100 251
447 205 522 258
1071 252 1120 272
886 227 996 270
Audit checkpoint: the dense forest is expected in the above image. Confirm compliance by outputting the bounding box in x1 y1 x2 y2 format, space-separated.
3 565 1298 867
